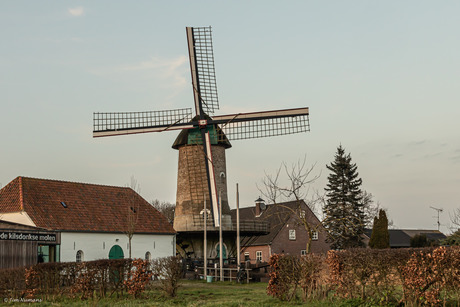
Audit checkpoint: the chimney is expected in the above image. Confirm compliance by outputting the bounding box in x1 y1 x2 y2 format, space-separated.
255 197 265 217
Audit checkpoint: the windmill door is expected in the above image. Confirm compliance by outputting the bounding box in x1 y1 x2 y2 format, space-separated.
216 243 227 259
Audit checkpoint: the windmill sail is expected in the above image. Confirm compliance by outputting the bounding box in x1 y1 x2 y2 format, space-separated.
93 108 194 137
187 26 219 116
213 107 310 141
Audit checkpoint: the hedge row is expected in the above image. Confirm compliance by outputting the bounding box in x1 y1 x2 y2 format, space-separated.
268 246 460 305
0 256 183 300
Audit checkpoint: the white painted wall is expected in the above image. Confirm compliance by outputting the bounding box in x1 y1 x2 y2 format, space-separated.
60 232 175 262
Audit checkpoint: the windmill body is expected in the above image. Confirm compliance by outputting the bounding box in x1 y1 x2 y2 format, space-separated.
172 127 232 232
93 26 310 260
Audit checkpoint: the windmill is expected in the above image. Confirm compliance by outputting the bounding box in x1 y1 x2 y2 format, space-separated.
93 26 310 229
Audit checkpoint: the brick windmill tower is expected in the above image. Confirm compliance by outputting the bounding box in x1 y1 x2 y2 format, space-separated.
93 26 310 261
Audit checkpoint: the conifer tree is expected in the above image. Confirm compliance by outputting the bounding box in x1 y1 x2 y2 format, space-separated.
323 145 365 249
369 209 390 248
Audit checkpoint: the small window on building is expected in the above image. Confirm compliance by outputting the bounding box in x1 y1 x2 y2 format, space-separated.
301 250 307 256
145 251 151 261
244 252 250 261
299 210 305 219
200 209 212 220
220 172 226 184
289 229 296 240
76 250 84 263
256 251 262 262
312 231 318 241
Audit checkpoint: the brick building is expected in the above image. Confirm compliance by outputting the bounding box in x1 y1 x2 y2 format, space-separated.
231 199 330 264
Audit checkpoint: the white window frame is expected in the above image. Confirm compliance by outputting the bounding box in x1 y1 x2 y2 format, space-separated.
76 250 84 262
312 231 319 241
244 252 250 261
289 229 296 240
256 251 262 262
299 210 306 219
145 251 151 261
301 250 307 256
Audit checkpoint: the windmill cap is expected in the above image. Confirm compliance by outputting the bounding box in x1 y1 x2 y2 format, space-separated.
171 115 232 149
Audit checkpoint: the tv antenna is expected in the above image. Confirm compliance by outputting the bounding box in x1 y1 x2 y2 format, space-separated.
430 206 443 231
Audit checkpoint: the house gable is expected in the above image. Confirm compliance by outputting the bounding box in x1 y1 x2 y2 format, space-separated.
231 200 330 254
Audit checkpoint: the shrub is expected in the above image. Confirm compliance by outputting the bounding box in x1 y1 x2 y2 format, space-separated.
267 254 301 301
0 267 26 298
124 259 152 298
298 253 327 301
151 256 183 297
401 246 460 306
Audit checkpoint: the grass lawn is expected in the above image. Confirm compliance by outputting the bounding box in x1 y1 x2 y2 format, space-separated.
1 280 362 307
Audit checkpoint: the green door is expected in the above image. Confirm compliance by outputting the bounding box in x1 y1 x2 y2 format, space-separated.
108 245 124 284
216 244 227 259
109 245 124 259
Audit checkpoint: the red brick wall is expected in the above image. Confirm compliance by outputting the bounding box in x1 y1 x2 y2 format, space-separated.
271 215 330 256
240 245 270 264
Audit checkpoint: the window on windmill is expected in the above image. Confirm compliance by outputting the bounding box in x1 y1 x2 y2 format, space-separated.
60 202 68 208
200 209 212 220
220 172 226 184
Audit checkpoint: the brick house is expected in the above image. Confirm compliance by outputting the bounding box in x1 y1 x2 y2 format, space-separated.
231 199 330 264
0 176 176 266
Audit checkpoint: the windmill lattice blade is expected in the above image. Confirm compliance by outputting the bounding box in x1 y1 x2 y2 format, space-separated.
218 114 310 141
203 131 220 227
192 27 219 114
93 108 193 137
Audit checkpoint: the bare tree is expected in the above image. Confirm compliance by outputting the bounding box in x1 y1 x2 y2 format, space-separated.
450 208 460 230
151 199 175 225
442 208 460 246
259 156 325 253
360 191 394 230
125 176 140 259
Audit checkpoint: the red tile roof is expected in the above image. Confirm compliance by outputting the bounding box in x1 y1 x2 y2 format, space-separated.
0 177 175 234
0 177 22 212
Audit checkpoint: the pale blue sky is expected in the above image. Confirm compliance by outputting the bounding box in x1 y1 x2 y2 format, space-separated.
1 1 459 233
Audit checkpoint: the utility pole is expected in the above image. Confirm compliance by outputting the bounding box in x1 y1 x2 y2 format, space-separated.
219 191 223 281
236 184 240 266
430 206 443 231
203 199 207 280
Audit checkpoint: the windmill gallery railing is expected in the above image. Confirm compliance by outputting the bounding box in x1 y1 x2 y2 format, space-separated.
176 215 269 234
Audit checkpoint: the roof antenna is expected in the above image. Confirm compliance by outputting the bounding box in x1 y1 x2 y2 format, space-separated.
430 206 443 231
